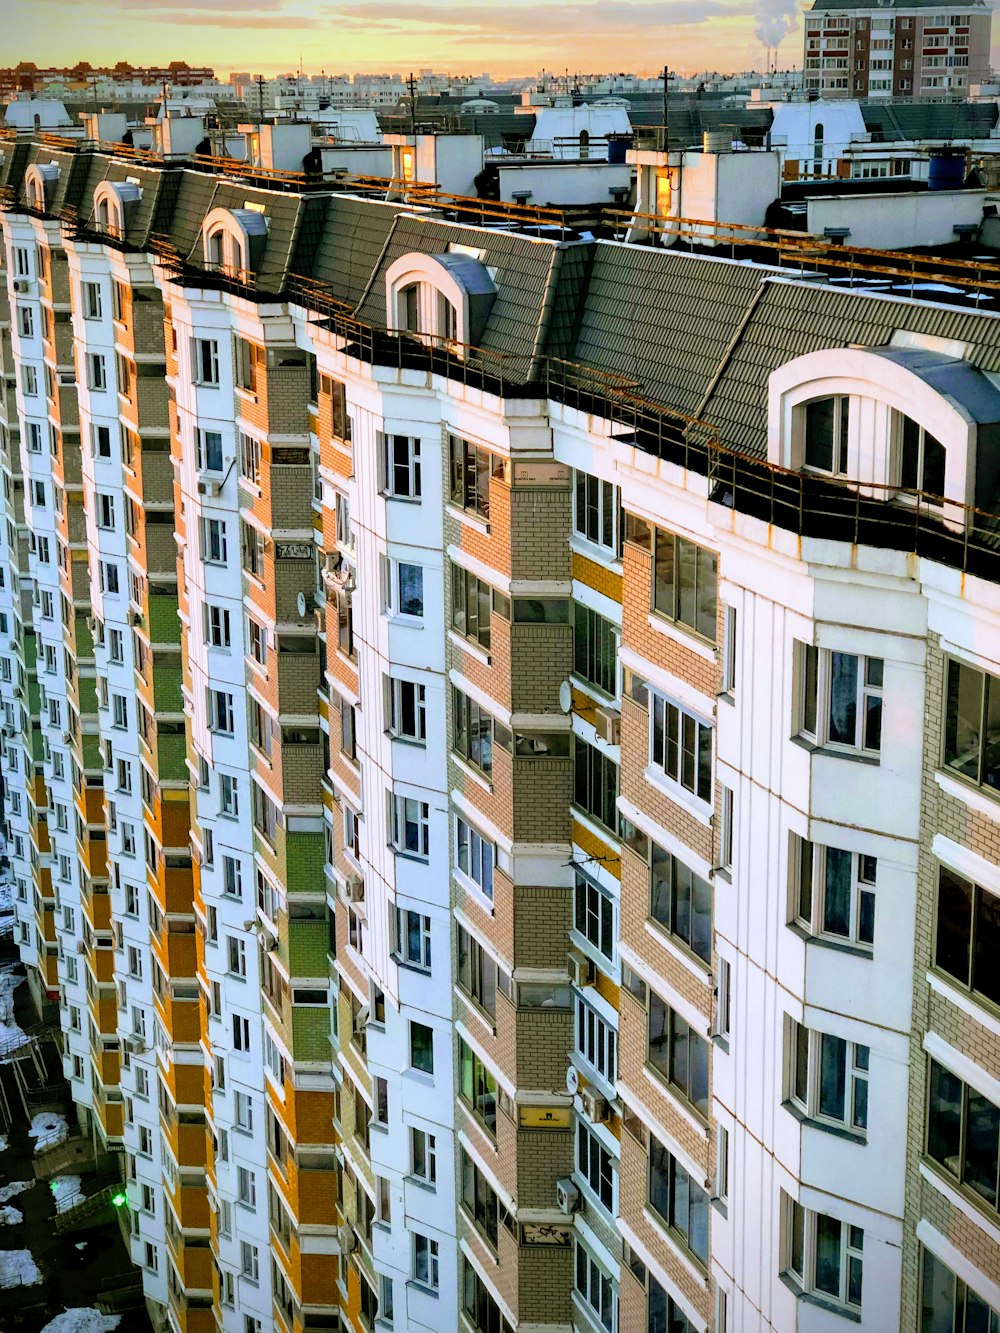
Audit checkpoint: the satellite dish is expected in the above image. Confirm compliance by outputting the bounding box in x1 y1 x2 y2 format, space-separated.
558 680 573 714
566 1065 580 1095
296 591 308 618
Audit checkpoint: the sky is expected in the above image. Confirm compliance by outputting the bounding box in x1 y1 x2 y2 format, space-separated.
4 0 809 79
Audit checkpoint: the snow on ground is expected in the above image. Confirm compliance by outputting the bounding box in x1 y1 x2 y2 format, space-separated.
50 1173 82 1212
0 1180 31 1204
29 1110 69 1151
0 1133 8 1151
0 1203 22 1224
39 1312 122 1333
0 963 26 1052
0 1248 41 1287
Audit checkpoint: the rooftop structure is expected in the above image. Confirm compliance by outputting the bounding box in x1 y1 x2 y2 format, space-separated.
2 123 1000 1333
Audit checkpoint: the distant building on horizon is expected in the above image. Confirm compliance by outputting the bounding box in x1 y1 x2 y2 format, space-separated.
804 0 991 100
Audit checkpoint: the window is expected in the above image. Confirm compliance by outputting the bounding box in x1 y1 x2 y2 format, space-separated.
196 428 224 473
722 605 738 694
920 1245 1000 1333
457 924 497 1018
574 470 619 554
22 365 37 396
895 413 946 498
459 1038 497 1135
576 995 617 1086
235 1090 253 1132
574 736 619 832
87 354 106 391
461 1147 510 1248
793 835 876 949
649 692 713 803
782 1194 863 1313
648 993 710 1116
573 603 618 698
17 306 34 339
649 1136 709 1266
456 816 495 901
936 864 1000 1008
389 795 429 859
241 520 265 579
803 396 850 475
386 677 426 743
574 874 614 961
381 434 421 499
383 558 423 618
200 518 227 565
192 338 220 386
96 493 115 530
409 1021 434 1075
449 435 495 520
652 529 718 642
413 1234 439 1290
640 832 712 963
453 687 500 779
462 1259 513 1333
92 424 112 459
227 936 246 978
788 1019 868 1134
411 1127 436 1185
927 1058 1000 1212
575 1240 616 1333
452 565 497 651
395 907 432 969
798 644 883 754
944 658 1000 793
239 430 261 485
237 1166 256 1207
240 1240 259 1282
208 689 234 735
82 281 102 319
577 1120 616 1214
205 604 231 649
220 773 239 817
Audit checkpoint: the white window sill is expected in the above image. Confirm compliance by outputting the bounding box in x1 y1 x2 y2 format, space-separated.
642 766 713 827
448 627 491 667
446 502 490 536
646 612 717 663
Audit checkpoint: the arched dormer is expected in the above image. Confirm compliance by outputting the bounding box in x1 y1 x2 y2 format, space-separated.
200 206 268 282
769 344 1000 532
385 250 497 350
24 163 59 213
92 180 141 239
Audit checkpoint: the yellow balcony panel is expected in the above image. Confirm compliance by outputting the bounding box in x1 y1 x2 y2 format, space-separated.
151 927 198 979
155 993 201 1046
97 1098 124 1139
87 947 116 985
88 891 112 932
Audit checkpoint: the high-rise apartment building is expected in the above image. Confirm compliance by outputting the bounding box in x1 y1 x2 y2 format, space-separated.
2 128 1000 1333
803 0 991 99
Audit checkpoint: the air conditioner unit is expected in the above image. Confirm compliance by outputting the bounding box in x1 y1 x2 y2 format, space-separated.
356 1003 370 1026
579 1086 610 1124
12 278 30 295
344 874 364 904
126 610 142 627
337 1222 356 1254
556 1178 580 1215
197 480 221 498
2 728 14 739
124 1035 146 1054
262 934 278 952
57 371 75 387
567 948 594 988
593 705 621 746
75 939 87 954
60 731 72 745
313 608 325 633
324 551 342 576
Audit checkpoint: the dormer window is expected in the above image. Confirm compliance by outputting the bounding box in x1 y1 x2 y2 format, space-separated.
804 396 849 476
897 413 945 499
200 207 265 283
27 179 43 210
386 252 497 353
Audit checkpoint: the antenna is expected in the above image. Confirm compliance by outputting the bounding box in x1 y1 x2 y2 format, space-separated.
407 70 417 133
257 73 265 124
662 64 672 152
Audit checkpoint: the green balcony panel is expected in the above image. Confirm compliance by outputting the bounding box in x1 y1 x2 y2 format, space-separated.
286 831 326 895
148 595 181 645
291 1005 334 1064
156 732 188 783
287 919 329 980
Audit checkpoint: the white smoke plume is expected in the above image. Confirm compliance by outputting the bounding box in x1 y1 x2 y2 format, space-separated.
755 0 799 48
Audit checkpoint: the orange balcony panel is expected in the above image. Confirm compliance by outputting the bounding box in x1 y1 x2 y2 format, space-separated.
174 1306 215 1333
33 774 47 805
39 866 53 895
98 1099 124 1139
152 928 197 979
291 1163 339 1228
172 1181 211 1231
84 788 104 824
89 993 118 1034
166 1062 204 1109
296 1242 339 1308
40 911 56 943
37 823 51 855
97 1047 121 1084
84 838 108 880
161 798 192 850
273 1084 336 1146
160 864 195 915
42 953 59 987
172 1240 214 1291
156 993 201 1046
89 892 113 932
166 1120 208 1171
88 947 115 984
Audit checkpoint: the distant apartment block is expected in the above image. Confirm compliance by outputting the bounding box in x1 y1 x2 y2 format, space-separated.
803 0 991 99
